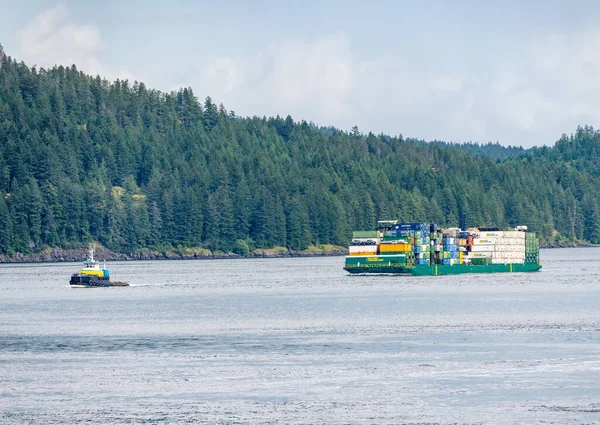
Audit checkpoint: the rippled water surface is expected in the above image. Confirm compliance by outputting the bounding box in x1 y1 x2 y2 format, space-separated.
1 249 599 424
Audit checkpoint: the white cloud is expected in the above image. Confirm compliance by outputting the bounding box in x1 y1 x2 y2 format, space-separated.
474 27 600 145
194 34 356 121
190 28 600 147
192 36 488 142
16 2 131 81
14 4 600 147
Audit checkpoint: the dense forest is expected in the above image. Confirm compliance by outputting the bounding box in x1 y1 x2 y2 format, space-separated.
0 48 599 257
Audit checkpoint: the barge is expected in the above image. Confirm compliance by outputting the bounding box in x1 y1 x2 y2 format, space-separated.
344 222 541 275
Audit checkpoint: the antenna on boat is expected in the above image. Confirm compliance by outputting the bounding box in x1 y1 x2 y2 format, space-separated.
88 242 96 262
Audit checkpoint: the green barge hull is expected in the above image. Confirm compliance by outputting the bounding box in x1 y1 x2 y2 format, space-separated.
344 260 541 276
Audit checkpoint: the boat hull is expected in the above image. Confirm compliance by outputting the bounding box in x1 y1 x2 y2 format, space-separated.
344 262 542 275
69 274 128 287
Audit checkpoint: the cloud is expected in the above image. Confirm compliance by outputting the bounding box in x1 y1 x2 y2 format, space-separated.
16 2 131 81
195 34 356 121
14 4 600 147
192 35 485 142
191 29 600 147
468 27 600 146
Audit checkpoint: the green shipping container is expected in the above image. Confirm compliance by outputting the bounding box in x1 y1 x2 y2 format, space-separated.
471 257 491 265
382 236 410 243
353 231 379 239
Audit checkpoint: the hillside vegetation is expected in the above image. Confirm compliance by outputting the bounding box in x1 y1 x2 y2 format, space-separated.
0 52 599 256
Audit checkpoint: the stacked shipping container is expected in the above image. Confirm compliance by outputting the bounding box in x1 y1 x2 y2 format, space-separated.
348 230 379 256
348 222 540 267
467 231 526 264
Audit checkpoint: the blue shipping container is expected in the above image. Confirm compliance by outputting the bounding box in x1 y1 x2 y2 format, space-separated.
393 223 429 231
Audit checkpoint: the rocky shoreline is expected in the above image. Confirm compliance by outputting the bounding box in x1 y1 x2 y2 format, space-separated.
0 246 348 263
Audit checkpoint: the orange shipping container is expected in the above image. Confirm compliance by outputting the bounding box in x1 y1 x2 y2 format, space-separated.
379 243 411 253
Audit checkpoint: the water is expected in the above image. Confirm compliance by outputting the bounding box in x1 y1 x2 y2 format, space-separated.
1 249 599 424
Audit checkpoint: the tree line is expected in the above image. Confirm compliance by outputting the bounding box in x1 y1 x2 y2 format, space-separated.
0 53 599 256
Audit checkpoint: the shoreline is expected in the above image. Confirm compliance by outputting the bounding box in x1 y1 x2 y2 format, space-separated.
0 245 348 264
540 242 599 249
0 243 597 264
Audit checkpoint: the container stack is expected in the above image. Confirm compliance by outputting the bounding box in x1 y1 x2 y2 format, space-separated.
441 234 459 265
348 231 379 256
348 223 539 268
345 222 542 274
525 232 539 263
467 230 526 264
387 222 431 265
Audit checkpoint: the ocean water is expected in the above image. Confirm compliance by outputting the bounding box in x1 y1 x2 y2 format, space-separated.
1 248 599 424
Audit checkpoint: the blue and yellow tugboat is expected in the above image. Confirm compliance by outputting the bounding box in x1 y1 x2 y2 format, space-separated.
69 247 128 287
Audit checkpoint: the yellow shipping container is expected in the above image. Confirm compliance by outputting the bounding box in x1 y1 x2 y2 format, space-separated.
379 243 411 253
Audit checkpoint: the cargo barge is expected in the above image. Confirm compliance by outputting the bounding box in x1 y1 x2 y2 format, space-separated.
344 222 541 275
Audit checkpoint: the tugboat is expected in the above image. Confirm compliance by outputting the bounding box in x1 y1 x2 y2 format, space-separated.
70 247 128 287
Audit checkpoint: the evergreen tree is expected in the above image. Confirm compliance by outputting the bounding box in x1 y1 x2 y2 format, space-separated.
0 53 599 257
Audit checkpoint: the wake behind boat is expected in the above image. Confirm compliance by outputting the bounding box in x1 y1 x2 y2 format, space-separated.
70 247 128 287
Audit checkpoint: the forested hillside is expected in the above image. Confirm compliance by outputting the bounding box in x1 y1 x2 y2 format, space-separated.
0 51 599 257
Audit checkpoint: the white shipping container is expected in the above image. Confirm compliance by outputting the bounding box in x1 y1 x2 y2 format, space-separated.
492 249 525 255
472 238 499 245
480 231 504 238
494 253 526 259
496 238 525 245
492 257 525 263
349 245 378 254
498 249 525 254
471 245 496 252
502 231 526 239
495 245 526 252
492 254 525 261
491 258 525 264
352 238 380 245
468 252 492 258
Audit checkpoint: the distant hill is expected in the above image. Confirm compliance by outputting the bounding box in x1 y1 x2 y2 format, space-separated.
0 52 599 257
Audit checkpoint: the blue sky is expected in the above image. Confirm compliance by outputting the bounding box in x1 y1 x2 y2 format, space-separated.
1 1 598 147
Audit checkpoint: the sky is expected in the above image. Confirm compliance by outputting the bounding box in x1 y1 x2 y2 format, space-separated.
1 0 599 147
